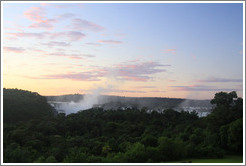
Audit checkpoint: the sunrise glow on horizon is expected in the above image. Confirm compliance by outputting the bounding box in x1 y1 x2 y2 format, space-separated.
2 2 244 100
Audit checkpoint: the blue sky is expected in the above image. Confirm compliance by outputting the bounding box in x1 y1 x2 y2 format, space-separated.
2 2 244 99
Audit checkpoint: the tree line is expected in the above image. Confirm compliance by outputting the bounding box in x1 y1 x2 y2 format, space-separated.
3 88 243 163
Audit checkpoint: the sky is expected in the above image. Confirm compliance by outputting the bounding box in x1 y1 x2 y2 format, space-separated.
2 2 244 100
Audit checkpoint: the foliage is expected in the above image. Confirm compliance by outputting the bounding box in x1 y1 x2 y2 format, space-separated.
3 89 243 163
3 88 55 124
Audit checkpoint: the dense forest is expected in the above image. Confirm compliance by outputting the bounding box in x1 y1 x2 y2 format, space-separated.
3 88 243 163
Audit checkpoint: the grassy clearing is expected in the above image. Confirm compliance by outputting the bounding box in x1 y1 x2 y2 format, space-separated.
167 155 243 163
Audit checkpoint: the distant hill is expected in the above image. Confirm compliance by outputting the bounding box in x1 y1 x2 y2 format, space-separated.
3 88 55 124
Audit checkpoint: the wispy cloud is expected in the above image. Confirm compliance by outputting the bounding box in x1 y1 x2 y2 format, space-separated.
102 61 170 82
6 31 86 41
164 48 176 54
7 32 49 39
170 85 241 92
29 48 47 53
166 49 176 52
197 77 243 83
24 7 44 22
24 7 56 30
115 33 126 37
125 59 142 63
49 53 83 60
42 41 70 47
88 88 146 94
42 73 99 81
114 61 170 81
42 3 83 9
47 52 95 59
40 69 107 81
29 19 56 29
3 46 25 53
133 86 156 89
85 42 102 46
26 60 169 82
111 89 146 93
58 13 75 19
150 90 166 93
98 40 123 44
4 24 25 32
70 18 104 31
80 54 95 58
50 31 86 41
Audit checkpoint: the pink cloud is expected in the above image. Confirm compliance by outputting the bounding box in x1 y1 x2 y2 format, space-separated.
150 90 166 93
113 89 146 93
24 7 44 22
24 73 98 81
3 24 25 32
6 31 85 41
3 47 25 53
115 33 126 37
46 3 83 9
47 52 95 60
88 88 146 94
6 32 49 39
48 52 84 60
133 86 156 89
42 41 70 47
85 42 102 46
80 54 95 58
41 70 106 81
29 49 47 53
164 48 176 54
197 77 243 83
24 7 56 30
29 19 56 29
58 13 75 19
26 60 169 82
69 56 84 60
70 18 104 31
50 31 86 41
40 3 49 7
98 40 123 44
114 61 170 81
169 85 241 92
166 49 176 51
120 75 149 81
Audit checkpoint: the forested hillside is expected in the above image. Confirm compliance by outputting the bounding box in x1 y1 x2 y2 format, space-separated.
3 88 55 124
3 89 243 163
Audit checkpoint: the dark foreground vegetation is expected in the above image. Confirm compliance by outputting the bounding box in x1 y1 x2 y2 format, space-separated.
3 88 243 163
